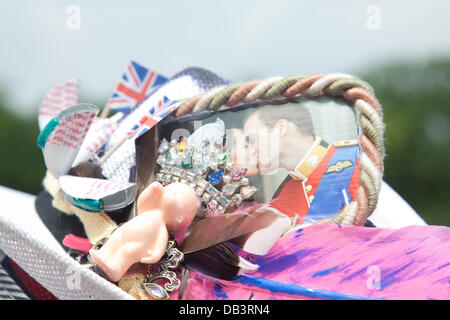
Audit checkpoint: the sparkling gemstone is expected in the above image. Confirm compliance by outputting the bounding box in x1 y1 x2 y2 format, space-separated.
172 176 180 183
172 168 184 177
177 139 186 151
206 185 219 196
231 168 247 181
216 205 224 214
195 187 204 196
240 186 257 199
180 178 188 184
185 171 196 181
182 162 192 169
158 139 169 154
222 184 237 197
202 193 212 202
218 195 230 206
209 199 218 209
160 166 169 174
225 162 234 171
156 173 164 181
216 151 229 164
156 155 166 165
170 139 177 147
143 283 169 300
196 178 208 188
232 193 243 204
163 175 172 183
196 164 208 175
208 169 224 185
209 161 218 170
223 175 231 184
193 153 203 163
241 177 249 186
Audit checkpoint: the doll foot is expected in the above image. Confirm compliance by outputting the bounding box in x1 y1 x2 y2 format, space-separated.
89 249 123 282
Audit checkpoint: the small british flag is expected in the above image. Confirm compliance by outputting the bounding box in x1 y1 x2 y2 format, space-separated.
38 79 79 131
127 96 180 139
107 61 168 114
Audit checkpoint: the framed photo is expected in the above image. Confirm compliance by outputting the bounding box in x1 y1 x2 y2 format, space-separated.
153 95 361 225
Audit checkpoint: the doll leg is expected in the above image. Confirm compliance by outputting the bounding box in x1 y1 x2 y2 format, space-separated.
105 242 145 282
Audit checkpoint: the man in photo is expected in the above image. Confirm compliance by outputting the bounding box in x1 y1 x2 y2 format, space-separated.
238 103 361 224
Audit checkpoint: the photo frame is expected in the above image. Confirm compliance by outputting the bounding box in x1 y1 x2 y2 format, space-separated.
137 73 384 227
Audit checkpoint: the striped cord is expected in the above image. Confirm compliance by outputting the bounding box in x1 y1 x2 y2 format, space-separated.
174 73 384 226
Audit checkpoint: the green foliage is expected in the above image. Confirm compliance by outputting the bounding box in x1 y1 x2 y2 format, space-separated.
360 58 450 226
0 106 45 195
0 58 448 226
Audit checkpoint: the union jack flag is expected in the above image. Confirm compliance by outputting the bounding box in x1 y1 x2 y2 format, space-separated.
38 79 79 131
127 96 180 139
107 61 168 114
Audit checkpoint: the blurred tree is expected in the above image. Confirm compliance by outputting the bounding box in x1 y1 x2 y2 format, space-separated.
361 58 450 226
0 105 45 195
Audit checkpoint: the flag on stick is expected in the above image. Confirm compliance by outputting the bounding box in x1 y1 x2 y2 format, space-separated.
98 96 180 165
103 61 168 116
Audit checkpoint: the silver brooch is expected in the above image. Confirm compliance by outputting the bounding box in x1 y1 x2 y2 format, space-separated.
142 240 184 300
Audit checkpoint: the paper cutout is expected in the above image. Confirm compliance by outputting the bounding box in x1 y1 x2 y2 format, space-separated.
73 113 122 166
41 104 98 178
38 79 79 131
59 175 137 211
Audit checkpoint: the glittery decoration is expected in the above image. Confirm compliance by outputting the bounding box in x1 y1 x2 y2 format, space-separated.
231 168 247 181
240 186 257 200
216 151 229 164
208 169 224 185
158 138 169 154
177 139 186 151
222 184 237 197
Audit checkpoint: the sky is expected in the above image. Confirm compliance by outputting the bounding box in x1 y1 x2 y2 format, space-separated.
0 0 449 115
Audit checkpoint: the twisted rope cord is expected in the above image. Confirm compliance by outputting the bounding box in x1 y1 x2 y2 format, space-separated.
174 73 384 226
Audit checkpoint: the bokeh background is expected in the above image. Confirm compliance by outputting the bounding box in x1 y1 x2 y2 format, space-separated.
0 1 448 226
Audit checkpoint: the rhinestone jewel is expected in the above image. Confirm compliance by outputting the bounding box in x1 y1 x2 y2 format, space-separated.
231 168 247 181
143 283 170 300
240 186 257 199
209 161 218 170
177 139 186 151
232 193 243 204
156 155 166 165
222 183 237 197
158 138 170 154
216 151 229 164
208 169 224 185
223 175 231 184
182 154 192 168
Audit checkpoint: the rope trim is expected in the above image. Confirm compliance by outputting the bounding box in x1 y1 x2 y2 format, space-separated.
174 73 385 226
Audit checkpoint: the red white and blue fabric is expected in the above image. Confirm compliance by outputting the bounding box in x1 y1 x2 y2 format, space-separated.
107 61 168 114
126 96 180 139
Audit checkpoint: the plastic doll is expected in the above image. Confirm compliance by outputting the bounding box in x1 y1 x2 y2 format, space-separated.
89 181 199 282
